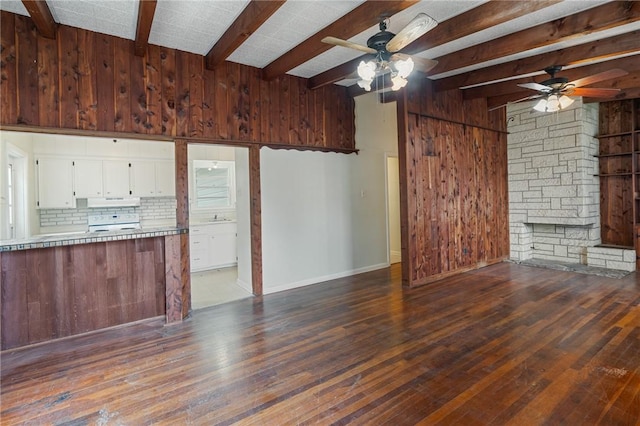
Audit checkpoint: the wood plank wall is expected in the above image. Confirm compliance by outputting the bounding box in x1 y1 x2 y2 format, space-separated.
0 12 354 150
397 79 509 287
0 238 166 350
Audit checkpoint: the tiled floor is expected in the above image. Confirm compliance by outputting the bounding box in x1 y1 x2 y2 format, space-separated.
190 267 252 310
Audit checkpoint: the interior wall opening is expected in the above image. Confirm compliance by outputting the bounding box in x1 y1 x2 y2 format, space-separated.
187 143 252 310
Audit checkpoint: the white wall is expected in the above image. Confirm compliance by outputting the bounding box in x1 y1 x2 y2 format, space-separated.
260 92 398 294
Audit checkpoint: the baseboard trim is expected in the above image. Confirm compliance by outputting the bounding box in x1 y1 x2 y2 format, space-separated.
264 262 390 295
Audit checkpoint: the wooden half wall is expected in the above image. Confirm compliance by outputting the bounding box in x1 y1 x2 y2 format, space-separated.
397 79 510 287
0 12 354 150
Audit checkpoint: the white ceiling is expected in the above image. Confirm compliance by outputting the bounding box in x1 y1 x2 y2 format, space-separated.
1 0 637 86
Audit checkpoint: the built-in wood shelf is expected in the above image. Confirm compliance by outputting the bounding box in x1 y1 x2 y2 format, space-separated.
594 152 633 158
596 130 640 139
598 98 639 248
595 173 632 177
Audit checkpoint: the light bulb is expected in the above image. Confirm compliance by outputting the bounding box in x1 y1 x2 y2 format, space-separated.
357 79 372 91
559 95 574 109
394 57 414 79
391 74 407 91
357 60 376 81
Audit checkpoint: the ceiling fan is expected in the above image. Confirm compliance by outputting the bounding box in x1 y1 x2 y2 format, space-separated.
322 13 439 91
493 66 628 112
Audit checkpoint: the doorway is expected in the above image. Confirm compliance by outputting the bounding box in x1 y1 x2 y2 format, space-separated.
386 155 401 264
187 144 252 309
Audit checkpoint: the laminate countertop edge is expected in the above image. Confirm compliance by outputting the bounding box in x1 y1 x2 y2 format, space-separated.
0 227 189 252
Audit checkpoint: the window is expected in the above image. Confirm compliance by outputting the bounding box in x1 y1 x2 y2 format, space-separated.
193 160 235 209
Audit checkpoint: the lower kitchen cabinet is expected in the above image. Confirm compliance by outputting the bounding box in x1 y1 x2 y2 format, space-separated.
189 222 237 272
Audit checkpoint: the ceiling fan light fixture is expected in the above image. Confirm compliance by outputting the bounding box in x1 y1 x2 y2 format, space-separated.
559 94 574 109
357 79 373 91
546 94 560 112
393 57 414 79
357 60 377 81
391 73 408 91
533 98 547 112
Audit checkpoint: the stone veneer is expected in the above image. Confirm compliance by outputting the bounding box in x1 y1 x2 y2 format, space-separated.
507 98 635 272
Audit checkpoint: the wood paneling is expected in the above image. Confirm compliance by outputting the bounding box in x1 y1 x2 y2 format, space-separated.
0 12 354 150
164 233 183 323
2 263 639 424
0 238 167 349
249 145 263 296
398 79 509 287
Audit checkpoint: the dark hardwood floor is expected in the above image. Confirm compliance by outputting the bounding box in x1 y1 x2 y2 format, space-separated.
2 263 639 425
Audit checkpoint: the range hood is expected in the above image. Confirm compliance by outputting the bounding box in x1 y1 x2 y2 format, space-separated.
87 197 141 208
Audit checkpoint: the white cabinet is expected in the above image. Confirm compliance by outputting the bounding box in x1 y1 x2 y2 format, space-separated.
36 158 76 209
130 160 175 197
155 161 176 197
129 161 156 197
103 160 131 197
73 159 104 197
189 222 237 272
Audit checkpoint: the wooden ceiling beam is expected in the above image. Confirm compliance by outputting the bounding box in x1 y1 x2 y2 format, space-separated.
429 1 640 76
21 0 57 39
465 54 640 100
309 57 361 90
403 0 560 55
434 31 640 93
308 0 560 90
262 0 419 82
205 0 285 70
134 0 157 57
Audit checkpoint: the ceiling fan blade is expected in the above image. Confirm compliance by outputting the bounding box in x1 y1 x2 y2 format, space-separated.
321 36 376 54
518 82 551 92
568 68 628 88
569 87 621 98
386 13 438 53
390 53 438 73
488 94 543 112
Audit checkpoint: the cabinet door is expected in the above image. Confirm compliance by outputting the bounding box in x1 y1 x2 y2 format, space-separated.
74 159 103 198
36 158 75 209
155 161 176 197
130 161 156 197
209 224 237 267
103 160 131 197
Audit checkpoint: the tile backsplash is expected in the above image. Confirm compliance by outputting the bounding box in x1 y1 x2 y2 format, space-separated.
39 197 177 229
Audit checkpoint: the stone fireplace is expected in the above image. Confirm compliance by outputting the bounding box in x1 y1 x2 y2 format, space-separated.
507 98 635 272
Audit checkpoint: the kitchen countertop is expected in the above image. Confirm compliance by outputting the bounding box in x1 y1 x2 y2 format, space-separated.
0 227 188 252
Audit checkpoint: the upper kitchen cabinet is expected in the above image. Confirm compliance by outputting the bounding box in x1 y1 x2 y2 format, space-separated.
130 160 176 197
74 159 104 198
103 160 131 197
36 157 75 209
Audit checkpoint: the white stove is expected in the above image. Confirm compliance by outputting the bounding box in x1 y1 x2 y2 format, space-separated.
88 213 141 232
